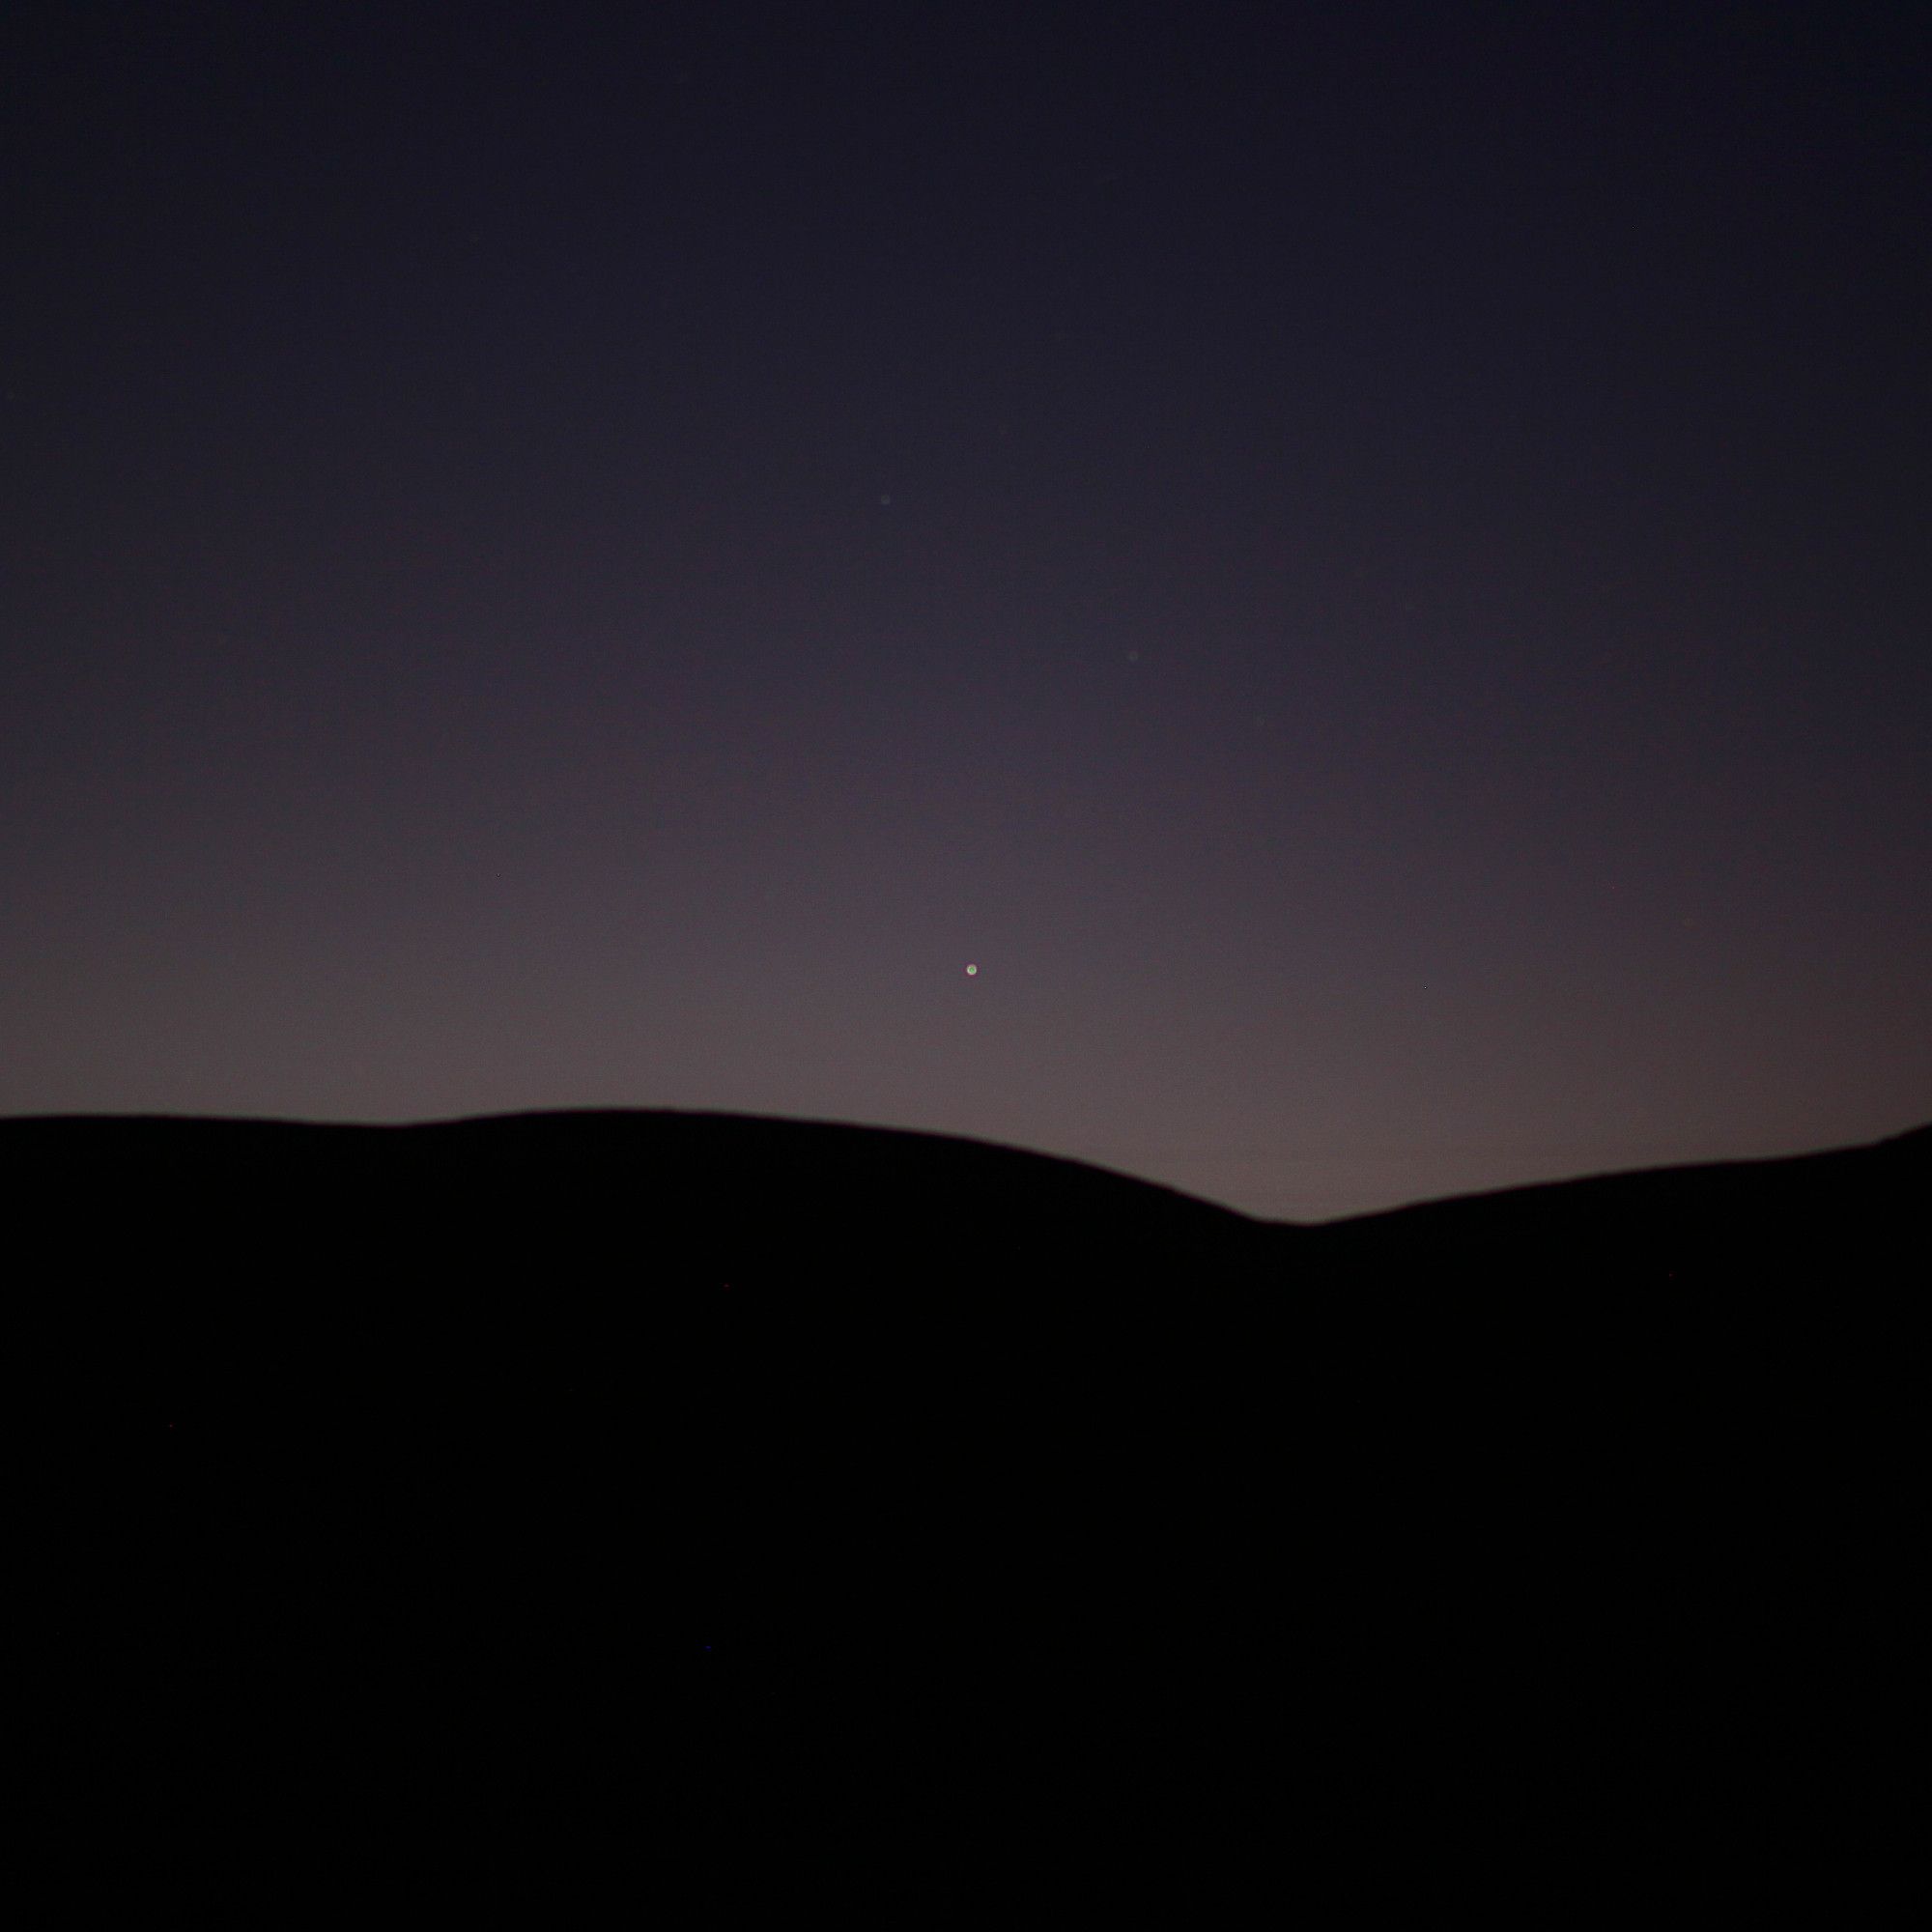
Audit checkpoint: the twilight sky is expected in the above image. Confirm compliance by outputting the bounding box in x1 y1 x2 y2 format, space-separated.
4 1 1927 1219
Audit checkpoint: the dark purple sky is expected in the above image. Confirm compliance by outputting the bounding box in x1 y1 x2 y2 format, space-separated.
5 2 1927 1218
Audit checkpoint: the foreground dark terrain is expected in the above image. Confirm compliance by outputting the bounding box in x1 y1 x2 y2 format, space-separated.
17 1111 1922 1909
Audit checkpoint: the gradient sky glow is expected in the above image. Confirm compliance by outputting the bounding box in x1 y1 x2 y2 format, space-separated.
5 2 1927 1218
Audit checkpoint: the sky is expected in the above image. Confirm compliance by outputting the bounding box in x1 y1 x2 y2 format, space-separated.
4 0 1927 1219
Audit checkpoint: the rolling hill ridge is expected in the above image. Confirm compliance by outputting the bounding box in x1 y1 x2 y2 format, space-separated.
18 1110 1920 1908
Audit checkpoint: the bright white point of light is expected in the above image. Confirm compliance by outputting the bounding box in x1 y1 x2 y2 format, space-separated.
965 963 979 976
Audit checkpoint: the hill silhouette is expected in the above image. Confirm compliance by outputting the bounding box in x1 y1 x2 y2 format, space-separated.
18 1110 1920 1909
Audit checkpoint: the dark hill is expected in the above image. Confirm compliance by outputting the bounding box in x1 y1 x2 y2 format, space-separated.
17 1111 1920 1910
